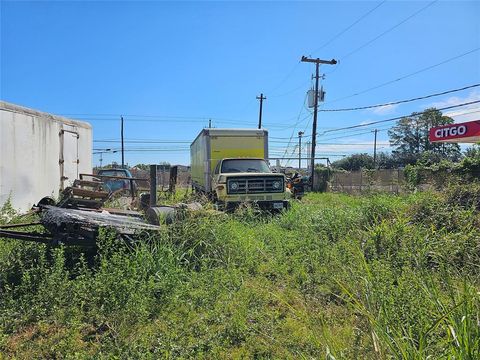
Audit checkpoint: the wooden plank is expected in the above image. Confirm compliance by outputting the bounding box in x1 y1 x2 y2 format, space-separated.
70 188 109 199
73 179 104 188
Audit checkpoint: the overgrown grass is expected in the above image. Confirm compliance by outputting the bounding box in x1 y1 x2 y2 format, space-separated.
0 189 478 359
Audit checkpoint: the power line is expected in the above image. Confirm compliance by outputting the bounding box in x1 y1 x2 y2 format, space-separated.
320 100 480 135
265 2 385 99
269 153 348 158
325 47 480 105
325 108 480 139
271 141 390 146
269 80 311 98
443 108 480 118
294 105 480 143
310 0 387 55
281 93 310 160
65 114 301 129
320 83 480 112
319 128 391 142
267 62 302 97
71 116 254 125
94 148 190 153
63 113 215 120
94 139 191 144
340 0 438 60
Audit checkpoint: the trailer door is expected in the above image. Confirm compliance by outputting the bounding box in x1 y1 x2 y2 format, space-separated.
60 129 79 189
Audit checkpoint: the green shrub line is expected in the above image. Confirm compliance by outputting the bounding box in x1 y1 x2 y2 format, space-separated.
404 156 480 190
0 187 479 358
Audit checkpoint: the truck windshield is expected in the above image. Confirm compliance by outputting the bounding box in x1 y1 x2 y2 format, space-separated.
221 159 271 173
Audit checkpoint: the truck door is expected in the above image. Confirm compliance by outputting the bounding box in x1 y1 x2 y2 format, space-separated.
60 129 79 190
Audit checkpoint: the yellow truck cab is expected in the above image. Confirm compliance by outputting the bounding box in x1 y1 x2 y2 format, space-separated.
190 128 289 211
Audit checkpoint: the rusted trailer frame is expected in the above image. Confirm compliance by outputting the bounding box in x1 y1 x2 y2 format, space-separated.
0 205 161 247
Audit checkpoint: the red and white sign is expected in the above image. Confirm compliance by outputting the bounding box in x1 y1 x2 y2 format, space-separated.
429 120 480 143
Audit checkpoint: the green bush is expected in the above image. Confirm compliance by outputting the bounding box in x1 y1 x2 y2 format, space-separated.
405 156 480 189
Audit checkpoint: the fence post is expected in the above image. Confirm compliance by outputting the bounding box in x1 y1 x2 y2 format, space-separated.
360 170 363 193
150 165 157 207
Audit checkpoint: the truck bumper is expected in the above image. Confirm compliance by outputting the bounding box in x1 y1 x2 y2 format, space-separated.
224 200 290 212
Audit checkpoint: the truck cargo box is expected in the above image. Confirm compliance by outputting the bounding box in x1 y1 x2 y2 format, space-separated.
190 128 268 192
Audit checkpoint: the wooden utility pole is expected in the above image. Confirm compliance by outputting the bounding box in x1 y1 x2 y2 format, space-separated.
298 131 304 170
256 93 266 129
121 116 125 168
300 56 337 187
373 129 378 167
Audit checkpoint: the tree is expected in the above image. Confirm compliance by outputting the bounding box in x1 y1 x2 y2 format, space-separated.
133 163 150 171
388 108 461 166
464 145 480 159
331 153 374 171
376 152 399 169
133 162 171 171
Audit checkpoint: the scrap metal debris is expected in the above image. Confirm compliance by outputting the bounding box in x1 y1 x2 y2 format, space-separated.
0 205 160 247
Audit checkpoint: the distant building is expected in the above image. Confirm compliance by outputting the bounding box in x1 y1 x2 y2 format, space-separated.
0 101 92 212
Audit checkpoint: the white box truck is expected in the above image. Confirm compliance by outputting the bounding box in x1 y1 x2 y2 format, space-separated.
0 101 92 212
190 128 289 211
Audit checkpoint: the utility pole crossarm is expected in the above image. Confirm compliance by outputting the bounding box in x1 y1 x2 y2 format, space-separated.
256 93 266 129
300 56 337 65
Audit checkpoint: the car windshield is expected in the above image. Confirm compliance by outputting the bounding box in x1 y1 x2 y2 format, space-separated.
221 159 271 173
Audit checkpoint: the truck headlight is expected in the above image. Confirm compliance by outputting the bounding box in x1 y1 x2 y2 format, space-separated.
272 180 282 190
229 181 239 190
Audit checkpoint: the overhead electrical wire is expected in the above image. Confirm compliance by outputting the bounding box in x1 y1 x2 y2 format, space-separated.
319 100 480 135
63 113 224 120
270 106 480 148
269 80 312 98
310 0 387 55
320 83 480 112
271 141 390 146
291 102 480 143
94 139 191 144
270 105 480 156
340 0 439 60
318 128 391 142
65 113 301 130
272 0 438 160
325 47 480 105
94 148 190 153
266 1 386 98
269 153 347 158
281 93 310 161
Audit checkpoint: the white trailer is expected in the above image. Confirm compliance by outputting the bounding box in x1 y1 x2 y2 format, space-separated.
0 101 92 212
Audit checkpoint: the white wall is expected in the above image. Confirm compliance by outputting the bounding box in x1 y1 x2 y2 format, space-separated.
0 101 92 212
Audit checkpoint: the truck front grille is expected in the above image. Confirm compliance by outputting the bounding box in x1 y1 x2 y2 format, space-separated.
227 177 284 194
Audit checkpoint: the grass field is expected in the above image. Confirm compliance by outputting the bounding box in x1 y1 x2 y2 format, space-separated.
0 189 479 359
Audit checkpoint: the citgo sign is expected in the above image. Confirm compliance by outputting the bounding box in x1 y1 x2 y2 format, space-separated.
429 120 480 143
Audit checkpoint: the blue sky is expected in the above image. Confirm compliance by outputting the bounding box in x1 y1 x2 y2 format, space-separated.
1 0 479 166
